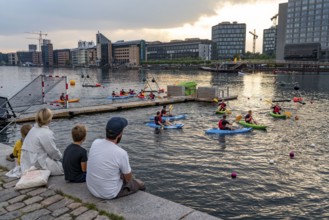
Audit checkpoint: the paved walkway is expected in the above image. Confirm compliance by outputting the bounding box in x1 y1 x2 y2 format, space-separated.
0 144 221 220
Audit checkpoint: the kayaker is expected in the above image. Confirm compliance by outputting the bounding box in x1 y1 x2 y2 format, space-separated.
129 89 135 95
112 91 118 97
149 92 155 100
120 89 126 96
218 101 226 111
272 103 282 114
218 115 232 130
245 110 257 124
60 93 65 101
161 105 168 116
155 111 171 127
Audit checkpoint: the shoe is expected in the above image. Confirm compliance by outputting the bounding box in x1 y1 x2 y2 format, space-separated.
6 155 14 162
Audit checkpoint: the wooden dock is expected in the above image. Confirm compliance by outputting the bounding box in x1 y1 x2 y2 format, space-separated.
12 95 238 123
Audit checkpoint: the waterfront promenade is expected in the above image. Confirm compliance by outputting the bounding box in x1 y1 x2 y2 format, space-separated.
0 144 221 220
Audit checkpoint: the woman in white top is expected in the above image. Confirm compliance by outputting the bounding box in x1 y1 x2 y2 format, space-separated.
20 108 63 175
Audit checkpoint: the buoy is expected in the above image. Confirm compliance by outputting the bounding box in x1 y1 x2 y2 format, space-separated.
293 97 302 102
248 97 250 100
231 172 237 179
269 159 274 164
295 116 299 121
290 151 295 159
70 80 76 86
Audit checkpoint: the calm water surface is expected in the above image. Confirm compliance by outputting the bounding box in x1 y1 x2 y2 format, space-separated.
1 66 329 219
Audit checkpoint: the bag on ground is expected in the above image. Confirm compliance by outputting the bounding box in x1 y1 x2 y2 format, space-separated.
15 166 51 190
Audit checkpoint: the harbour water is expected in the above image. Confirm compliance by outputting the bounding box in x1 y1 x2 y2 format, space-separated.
1 66 329 219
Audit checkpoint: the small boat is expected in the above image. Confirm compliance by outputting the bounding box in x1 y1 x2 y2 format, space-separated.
107 94 135 100
145 122 184 129
215 110 226 114
269 112 286 119
53 98 80 103
149 114 187 121
238 71 247 75
238 121 267 130
205 127 252 135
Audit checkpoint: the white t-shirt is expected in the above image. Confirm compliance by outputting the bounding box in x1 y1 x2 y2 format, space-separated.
86 139 131 199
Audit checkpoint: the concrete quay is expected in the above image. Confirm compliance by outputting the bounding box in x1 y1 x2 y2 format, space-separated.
0 143 221 220
12 96 238 123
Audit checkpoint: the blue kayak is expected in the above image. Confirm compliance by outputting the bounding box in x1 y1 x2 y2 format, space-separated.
205 127 252 135
146 122 184 129
149 114 187 121
108 94 135 100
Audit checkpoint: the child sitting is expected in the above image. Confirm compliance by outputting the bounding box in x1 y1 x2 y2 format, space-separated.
6 124 32 165
62 124 88 183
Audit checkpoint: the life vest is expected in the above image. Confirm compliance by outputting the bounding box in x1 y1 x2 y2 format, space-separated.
245 114 252 123
220 103 226 108
273 106 281 113
218 119 224 129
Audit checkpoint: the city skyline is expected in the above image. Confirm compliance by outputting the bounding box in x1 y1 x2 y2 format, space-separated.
0 0 286 53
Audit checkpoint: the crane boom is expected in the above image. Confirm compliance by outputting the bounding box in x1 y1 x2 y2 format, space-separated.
24 31 48 52
249 29 258 54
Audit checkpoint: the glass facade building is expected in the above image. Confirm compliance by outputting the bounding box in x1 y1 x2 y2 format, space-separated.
263 26 277 56
212 22 246 59
277 0 329 61
147 39 214 61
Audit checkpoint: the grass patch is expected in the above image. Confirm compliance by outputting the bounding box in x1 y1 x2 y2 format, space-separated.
55 189 124 220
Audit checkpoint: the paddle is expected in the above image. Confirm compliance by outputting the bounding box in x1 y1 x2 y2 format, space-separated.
169 105 173 116
283 111 292 118
234 115 242 124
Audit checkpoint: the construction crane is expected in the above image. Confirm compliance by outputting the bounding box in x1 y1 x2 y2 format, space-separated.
25 31 48 52
249 29 258 54
271 13 279 27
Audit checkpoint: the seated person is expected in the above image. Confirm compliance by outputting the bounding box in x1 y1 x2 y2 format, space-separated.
245 110 257 124
129 89 135 95
218 115 232 130
272 104 282 114
60 93 65 101
87 117 145 199
149 92 155 100
6 124 32 164
62 124 88 183
218 101 226 111
112 91 118 97
155 111 171 126
120 89 126 96
161 105 168 116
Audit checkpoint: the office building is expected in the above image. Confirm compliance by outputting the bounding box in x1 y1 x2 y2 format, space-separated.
7 53 17 65
41 39 53 66
147 38 214 61
96 32 112 67
212 22 246 59
263 26 277 57
277 0 329 61
16 51 33 65
54 49 71 66
112 40 146 66
0 53 8 65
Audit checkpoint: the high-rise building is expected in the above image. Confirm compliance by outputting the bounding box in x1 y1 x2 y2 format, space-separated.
212 21 246 59
263 26 277 57
29 44 37 52
41 39 53 67
147 38 214 61
277 0 329 61
96 32 112 67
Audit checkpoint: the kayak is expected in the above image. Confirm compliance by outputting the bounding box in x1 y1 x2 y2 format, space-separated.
205 127 252 135
215 110 226 114
238 121 267 130
146 122 184 129
149 114 187 121
53 99 80 103
108 94 135 100
269 112 286 119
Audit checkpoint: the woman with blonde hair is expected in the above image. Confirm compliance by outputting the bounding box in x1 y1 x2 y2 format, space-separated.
20 108 64 175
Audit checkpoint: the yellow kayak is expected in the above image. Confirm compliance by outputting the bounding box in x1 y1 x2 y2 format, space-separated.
53 98 80 103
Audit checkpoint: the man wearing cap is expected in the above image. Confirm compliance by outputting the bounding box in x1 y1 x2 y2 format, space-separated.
86 117 145 199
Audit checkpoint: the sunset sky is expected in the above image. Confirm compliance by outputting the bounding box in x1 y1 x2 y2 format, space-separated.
0 0 287 53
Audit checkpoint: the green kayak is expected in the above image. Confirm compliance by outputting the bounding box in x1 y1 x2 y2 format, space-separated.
269 112 286 119
238 121 267 130
215 110 226 114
